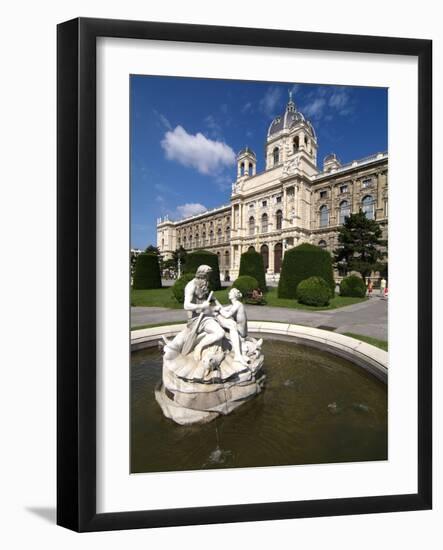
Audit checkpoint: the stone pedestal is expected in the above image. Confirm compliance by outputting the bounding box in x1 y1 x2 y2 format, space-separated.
155 337 265 425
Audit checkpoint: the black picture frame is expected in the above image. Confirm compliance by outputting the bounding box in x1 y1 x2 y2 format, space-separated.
57 17 432 532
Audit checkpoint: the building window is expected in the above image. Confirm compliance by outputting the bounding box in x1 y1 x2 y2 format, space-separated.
261 213 268 233
195 233 199 247
249 202 255 209
249 162 253 173
339 200 350 225
339 184 348 194
318 240 327 248
276 195 282 204
293 136 299 153
276 209 283 230
217 228 222 243
224 250 230 267
320 189 327 199
248 216 255 236
273 147 279 166
362 195 375 220
209 230 214 244
362 177 372 188
248 245 256 252
262 200 267 207
319 205 329 228
225 226 230 241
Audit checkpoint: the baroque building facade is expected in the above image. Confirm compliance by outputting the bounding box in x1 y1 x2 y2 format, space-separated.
157 94 388 281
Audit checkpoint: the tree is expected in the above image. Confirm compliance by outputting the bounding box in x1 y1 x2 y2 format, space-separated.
144 245 161 255
278 243 335 299
239 250 267 291
133 253 162 289
183 250 221 290
333 212 387 278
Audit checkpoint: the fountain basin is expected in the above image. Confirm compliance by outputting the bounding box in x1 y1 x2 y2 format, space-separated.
131 329 388 473
131 322 387 383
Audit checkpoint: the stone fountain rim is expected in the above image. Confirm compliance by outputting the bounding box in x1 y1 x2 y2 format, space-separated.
131 322 388 383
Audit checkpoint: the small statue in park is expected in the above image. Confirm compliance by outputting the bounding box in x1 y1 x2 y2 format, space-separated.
155 265 265 425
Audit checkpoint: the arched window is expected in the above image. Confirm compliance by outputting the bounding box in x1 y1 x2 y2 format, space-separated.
276 209 283 230
362 195 375 220
260 244 269 271
339 200 350 225
240 161 245 175
318 240 327 248
293 136 299 153
273 147 279 166
304 135 308 146
224 249 230 267
248 216 255 236
248 245 256 252
209 230 214 244
195 233 199 247
261 213 268 233
249 162 253 174
225 226 230 241
202 231 206 245
319 205 329 228
217 227 222 243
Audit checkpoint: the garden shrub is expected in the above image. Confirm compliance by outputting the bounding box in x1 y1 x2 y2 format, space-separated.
278 243 335 299
239 250 267 291
232 275 258 298
184 250 221 290
171 273 195 303
296 276 331 307
339 274 366 298
132 253 162 290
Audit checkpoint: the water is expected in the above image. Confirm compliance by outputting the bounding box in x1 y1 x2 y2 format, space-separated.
131 340 387 474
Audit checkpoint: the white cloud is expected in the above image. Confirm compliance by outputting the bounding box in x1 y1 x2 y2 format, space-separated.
153 109 172 130
161 126 235 175
259 87 282 118
329 89 353 115
303 97 327 120
176 203 208 218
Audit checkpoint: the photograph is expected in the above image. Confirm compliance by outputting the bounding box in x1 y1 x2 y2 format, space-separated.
130 76 389 474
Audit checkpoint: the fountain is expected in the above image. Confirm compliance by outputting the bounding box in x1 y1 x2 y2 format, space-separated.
155 265 265 425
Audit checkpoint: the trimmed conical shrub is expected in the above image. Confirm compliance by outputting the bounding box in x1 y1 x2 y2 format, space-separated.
133 253 162 289
183 250 221 290
239 250 267 291
278 243 334 299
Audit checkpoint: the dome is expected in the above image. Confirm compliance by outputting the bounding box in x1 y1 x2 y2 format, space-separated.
237 146 256 158
267 97 314 138
324 153 339 163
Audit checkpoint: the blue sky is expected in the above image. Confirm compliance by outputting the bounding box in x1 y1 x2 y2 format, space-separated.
131 76 387 249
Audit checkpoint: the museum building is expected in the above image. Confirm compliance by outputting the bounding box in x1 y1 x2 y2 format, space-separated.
157 94 388 281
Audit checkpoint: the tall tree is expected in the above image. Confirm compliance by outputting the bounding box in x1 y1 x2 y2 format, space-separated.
333 212 387 278
144 244 161 255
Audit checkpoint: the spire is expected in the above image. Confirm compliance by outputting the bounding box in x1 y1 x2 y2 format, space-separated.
287 89 296 112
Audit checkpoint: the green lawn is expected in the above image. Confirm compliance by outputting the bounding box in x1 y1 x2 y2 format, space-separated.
343 332 388 351
131 286 367 311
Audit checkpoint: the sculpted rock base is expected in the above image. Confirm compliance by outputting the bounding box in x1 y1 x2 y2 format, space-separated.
155 336 266 425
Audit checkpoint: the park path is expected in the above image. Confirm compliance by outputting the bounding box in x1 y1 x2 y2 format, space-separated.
131 296 388 340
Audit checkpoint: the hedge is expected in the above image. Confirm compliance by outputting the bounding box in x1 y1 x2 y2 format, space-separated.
239 250 267 291
340 274 366 298
296 276 331 307
183 250 221 290
232 275 258 298
132 253 162 289
278 243 335 299
171 273 195 303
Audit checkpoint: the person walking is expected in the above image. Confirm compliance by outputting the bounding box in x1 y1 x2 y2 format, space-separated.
367 279 373 298
380 277 386 297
